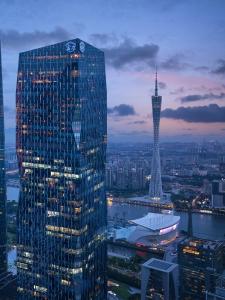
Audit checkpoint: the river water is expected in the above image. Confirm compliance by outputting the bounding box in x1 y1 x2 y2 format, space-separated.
7 186 225 241
6 187 225 274
108 202 225 240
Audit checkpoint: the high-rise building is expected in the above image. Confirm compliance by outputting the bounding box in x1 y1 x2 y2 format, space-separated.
0 43 7 275
178 238 225 300
141 258 179 300
149 71 163 201
106 167 113 189
211 179 225 208
16 39 107 299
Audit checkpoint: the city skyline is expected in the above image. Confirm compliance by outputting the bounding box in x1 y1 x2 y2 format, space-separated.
0 2 225 299
0 0 225 144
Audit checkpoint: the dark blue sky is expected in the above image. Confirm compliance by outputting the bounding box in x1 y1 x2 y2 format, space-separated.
1 0 225 143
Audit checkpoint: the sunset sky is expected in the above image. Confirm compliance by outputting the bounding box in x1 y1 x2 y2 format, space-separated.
1 0 225 144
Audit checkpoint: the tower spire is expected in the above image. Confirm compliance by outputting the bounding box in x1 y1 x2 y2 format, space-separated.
155 66 158 96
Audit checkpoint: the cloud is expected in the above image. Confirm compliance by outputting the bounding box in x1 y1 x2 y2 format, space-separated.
212 59 225 75
161 104 225 123
129 120 146 124
158 81 167 89
170 87 185 95
108 104 136 116
195 66 209 72
0 27 71 50
90 34 188 73
161 54 190 70
119 130 150 136
89 33 118 45
160 0 187 11
180 93 225 103
183 128 193 131
103 38 159 69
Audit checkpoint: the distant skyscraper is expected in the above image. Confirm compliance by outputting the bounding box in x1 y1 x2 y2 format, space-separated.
187 205 193 237
0 43 7 275
211 179 225 208
16 39 107 299
149 71 163 201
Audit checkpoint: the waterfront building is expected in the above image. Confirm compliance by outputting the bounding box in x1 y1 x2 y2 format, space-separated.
149 71 163 202
211 179 225 208
178 238 225 300
16 39 107 299
0 43 7 275
128 212 180 246
141 258 179 300
108 212 179 247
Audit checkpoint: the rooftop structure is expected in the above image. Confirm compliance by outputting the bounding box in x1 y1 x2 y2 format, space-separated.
130 212 180 232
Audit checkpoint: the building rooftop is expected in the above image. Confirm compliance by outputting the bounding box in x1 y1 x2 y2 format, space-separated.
143 258 178 272
130 212 180 231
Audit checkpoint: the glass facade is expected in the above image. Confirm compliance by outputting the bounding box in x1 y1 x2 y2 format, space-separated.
16 39 107 299
0 43 7 275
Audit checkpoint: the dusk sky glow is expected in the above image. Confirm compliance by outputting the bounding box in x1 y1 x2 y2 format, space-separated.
1 0 225 143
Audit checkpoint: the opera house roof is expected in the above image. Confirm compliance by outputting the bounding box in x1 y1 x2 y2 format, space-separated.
130 213 180 231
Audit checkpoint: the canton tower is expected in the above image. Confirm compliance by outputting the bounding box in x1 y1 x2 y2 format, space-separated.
149 71 163 201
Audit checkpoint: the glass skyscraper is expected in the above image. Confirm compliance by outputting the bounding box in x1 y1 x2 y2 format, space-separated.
149 71 163 201
16 39 107 299
0 43 7 275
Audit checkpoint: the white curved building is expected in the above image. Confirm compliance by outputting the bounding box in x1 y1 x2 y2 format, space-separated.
127 213 180 246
